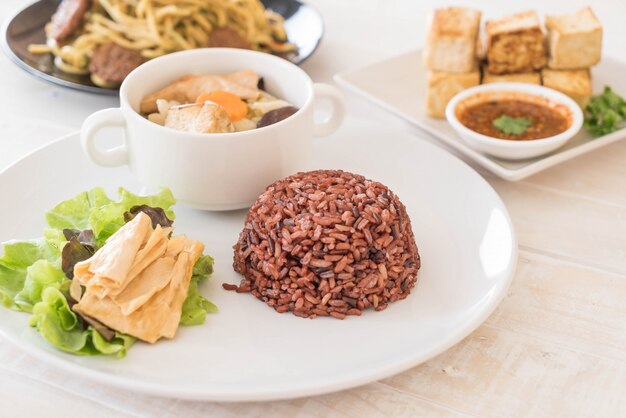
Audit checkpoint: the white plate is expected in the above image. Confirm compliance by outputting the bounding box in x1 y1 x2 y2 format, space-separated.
0 124 517 401
335 49 626 181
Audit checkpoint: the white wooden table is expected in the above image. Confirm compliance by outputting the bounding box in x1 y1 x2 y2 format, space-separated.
1 0 626 417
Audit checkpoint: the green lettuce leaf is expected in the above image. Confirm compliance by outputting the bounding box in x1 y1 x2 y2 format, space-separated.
0 239 61 309
45 186 175 245
0 239 59 268
180 279 218 325
14 260 68 313
91 328 135 356
180 255 217 326
29 288 134 357
43 228 68 252
192 254 214 280
2 187 215 357
45 187 112 230
88 188 175 244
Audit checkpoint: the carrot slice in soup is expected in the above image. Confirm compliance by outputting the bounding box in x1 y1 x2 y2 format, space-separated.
196 90 248 121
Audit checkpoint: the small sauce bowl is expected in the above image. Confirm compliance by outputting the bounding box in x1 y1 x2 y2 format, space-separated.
445 82 583 160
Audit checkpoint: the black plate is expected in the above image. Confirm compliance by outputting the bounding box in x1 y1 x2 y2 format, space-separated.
1 0 324 95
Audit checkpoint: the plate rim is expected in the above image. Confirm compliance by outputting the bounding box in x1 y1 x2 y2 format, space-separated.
1 0 324 95
334 49 626 182
0 130 518 401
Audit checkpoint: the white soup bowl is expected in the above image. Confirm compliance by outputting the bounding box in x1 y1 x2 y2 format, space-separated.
81 48 345 210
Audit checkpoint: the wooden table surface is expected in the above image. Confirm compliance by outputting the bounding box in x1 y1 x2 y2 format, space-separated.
1 0 625 417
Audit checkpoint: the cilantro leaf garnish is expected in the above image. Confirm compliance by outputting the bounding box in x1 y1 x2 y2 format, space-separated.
492 115 533 135
584 86 626 136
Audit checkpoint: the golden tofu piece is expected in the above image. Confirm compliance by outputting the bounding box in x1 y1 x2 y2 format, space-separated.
73 212 206 343
475 28 487 62
486 11 547 74
425 70 480 118
546 7 602 69
482 68 541 85
75 237 204 343
541 68 592 108
423 7 482 73
165 103 235 134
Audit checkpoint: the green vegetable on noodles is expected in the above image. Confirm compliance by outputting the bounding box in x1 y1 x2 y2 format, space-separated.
584 86 626 136
492 115 533 136
0 187 215 357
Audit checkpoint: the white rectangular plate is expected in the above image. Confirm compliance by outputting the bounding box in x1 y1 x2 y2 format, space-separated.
335 49 626 181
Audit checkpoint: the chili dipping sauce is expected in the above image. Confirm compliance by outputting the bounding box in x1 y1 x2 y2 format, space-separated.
456 92 572 141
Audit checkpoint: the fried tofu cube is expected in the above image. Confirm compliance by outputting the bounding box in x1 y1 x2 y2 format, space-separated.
165 103 235 133
482 68 541 85
423 7 482 73
546 7 602 69
486 11 547 74
425 70 480 118
541 68 592 108
475 28 487 62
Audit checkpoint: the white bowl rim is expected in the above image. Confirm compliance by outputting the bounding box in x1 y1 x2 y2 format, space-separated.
119 48 314 142
445 82 584 148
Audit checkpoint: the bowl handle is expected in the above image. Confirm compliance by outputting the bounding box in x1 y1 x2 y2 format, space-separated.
313 83 345 137
80 108 128 167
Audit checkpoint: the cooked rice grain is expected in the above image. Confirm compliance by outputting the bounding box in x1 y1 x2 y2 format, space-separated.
231 170 420 319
